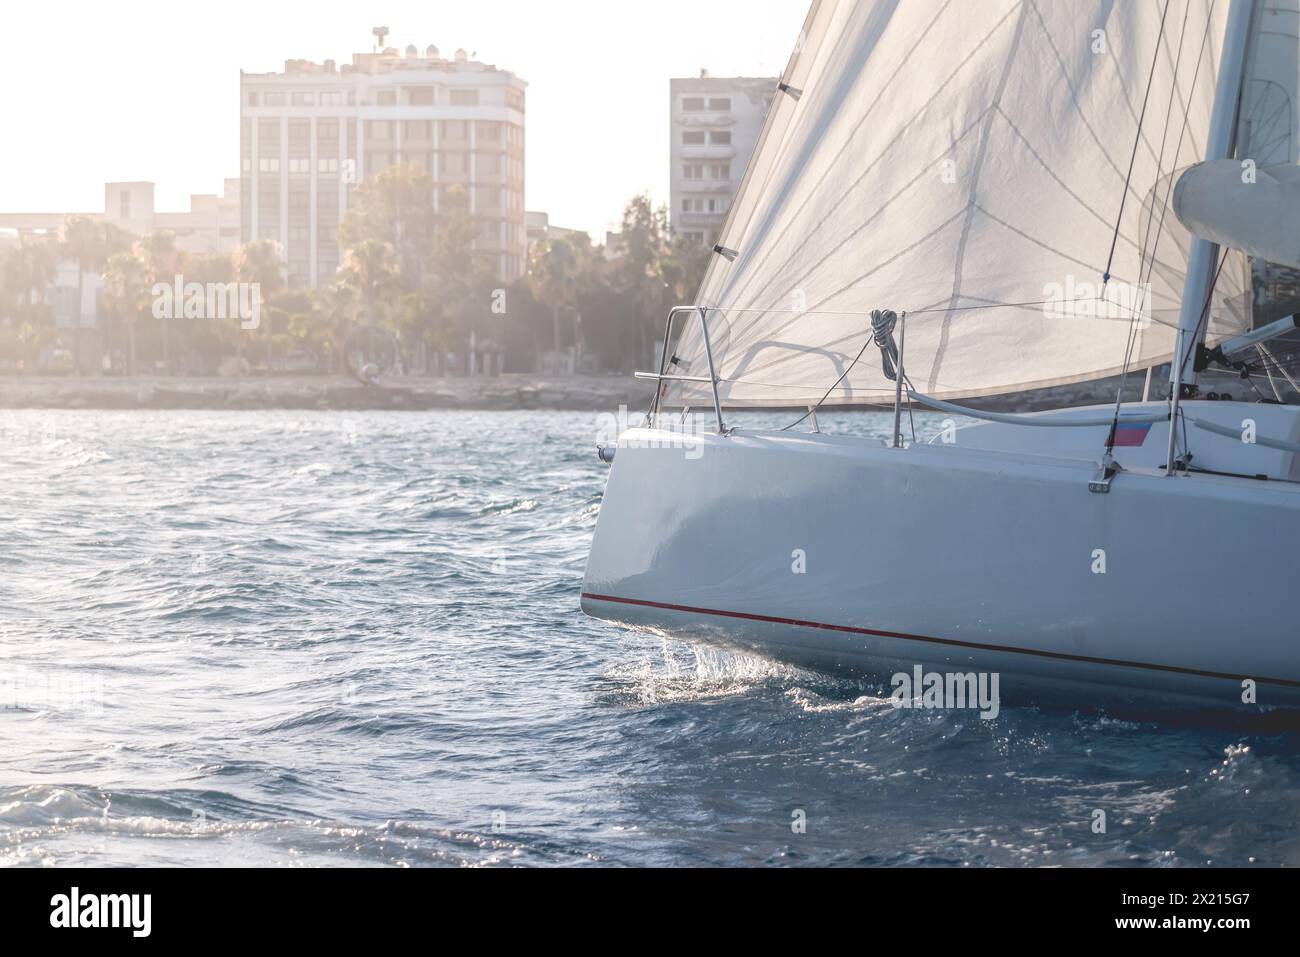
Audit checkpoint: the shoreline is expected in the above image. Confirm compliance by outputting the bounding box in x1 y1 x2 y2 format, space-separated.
0 374 657 412
0 373 1139 413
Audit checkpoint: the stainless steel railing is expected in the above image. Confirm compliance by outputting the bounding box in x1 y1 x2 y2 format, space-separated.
636 305 726 435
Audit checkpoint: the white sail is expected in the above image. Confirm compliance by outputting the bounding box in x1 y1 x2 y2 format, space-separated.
1174 159 1300 267
1236 0 1300 320
667 0 1252 409
1239 0 1299 166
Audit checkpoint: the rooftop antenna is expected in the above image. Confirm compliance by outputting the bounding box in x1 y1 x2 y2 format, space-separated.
372 26 389 52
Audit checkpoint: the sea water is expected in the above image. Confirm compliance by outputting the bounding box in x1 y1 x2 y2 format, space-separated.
1 408 1297 867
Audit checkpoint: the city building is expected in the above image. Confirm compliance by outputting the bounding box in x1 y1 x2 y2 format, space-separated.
0 179 242 367
0 179 241 255
669 74 775 244
240 36 527 289
525 210 587 250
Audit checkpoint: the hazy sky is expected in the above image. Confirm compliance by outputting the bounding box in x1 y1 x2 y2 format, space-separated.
1 0 807 238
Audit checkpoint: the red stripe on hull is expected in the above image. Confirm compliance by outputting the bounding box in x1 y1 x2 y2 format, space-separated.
581 592 1300 689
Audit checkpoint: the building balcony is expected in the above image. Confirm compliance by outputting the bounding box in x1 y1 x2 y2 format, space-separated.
676 115 737 128
678 145 736 161
676 211 726 226
677 179 734 193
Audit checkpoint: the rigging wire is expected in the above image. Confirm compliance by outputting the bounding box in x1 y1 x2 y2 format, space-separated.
779 314 916 434
779 333 878 433
1103 0 1177 457
1102 0 1174 287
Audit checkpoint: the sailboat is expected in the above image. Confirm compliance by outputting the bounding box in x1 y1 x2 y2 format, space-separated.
583 0 1300 711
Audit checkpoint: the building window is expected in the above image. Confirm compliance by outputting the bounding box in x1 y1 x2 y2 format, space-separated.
288 158 310 174
289 120 310 140
265 92 286 106
377 90 397 106
119 191 131 218
682 131 706 145
291 92 315 106
247 93 260 107
682 199 690 212
682 97 705 111
450 89 480 106
710 163 731 180
441 120 468 140
406 87 434 106
710 131 732 145
320 92 343 106
708 97 732 111
682 163 704 179
505 88 524 111
319 120 339 140
442 152 467 175
318 158 339 174
404 120 432 140
476 122 500 141
242 158 252 174
258 157 281 173
367 120 392 140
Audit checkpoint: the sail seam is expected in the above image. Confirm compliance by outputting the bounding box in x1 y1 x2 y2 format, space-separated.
714 0 1010 327
930 1 1033 391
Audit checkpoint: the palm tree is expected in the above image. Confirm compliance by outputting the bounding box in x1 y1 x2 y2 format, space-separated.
314 282 360 374
339 240 398 325
528 235 579 363
338 241 400 376
232 239 286 296
232 240 285 366
136 232 179 374
5 239 60 371
62 218 131 374
103 250 148 376
187 250 240 369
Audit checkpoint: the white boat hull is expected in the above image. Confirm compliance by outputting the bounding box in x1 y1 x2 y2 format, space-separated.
582 403 1300 711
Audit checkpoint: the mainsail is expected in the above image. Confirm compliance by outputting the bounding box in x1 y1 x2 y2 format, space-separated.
1174 159 1300 268
667 0 1253 409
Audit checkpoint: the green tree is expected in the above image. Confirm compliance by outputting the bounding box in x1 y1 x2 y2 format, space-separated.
425 186 495 369
338 165 437 292
612 194 674 370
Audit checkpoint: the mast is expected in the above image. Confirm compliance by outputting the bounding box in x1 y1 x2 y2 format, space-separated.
1171 0 1256 397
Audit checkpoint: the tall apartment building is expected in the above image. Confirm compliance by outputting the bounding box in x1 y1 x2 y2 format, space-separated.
240 40 527 289
669 75 775 245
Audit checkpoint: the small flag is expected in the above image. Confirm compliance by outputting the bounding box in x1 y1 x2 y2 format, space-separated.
1113 424 1152 448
